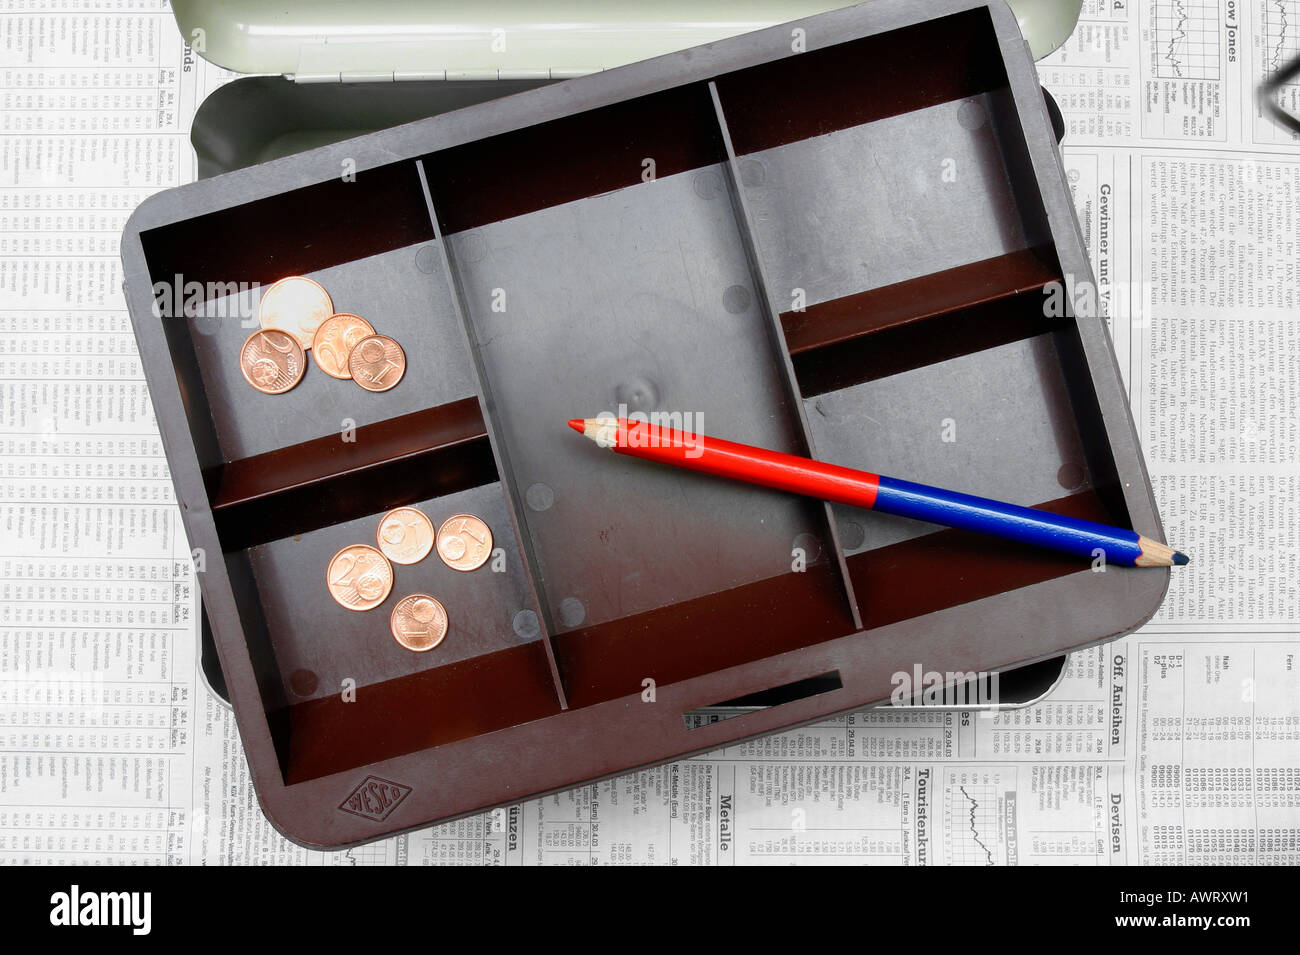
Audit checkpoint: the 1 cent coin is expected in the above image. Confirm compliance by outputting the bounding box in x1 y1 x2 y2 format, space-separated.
239 328 306 395
311 313 375 379
389 595 448 652
258 276 333 350
325 544 393 612
348 334 406 392
376 506 435 565
436 513 493 572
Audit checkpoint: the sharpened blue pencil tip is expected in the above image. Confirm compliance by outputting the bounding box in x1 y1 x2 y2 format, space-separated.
1173 551 1189 565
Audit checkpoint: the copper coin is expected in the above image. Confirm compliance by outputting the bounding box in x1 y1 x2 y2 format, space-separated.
376 506 435 565
325 544 393 612
436 513 493 572
389 595 448 652
348 334 406 392
258 276 333 350
239 328 306 395
311 313 376 379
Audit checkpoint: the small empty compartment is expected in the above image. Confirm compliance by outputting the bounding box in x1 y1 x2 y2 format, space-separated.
712 7 1053 311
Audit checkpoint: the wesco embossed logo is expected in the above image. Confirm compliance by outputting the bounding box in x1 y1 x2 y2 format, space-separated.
338 776 411 822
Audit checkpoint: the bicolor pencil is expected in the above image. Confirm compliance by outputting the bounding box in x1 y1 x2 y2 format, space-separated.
569 417 1187 568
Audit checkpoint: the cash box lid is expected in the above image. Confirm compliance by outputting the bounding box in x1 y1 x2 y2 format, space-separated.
171 0 1080 80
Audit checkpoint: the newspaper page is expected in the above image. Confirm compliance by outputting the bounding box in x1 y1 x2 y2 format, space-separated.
0 0 1296 865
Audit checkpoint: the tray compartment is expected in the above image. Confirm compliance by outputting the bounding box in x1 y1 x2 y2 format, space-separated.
732 91 1047 308
714 7 1013 156
788 317 1130 631
419 86 860 707
252 478 557 784
140 162 475 464
711 6 1053 323
809 327 1130 615
217 430 562 784
422 84 728 233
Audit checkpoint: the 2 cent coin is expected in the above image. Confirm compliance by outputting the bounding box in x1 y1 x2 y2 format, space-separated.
311 312 375 379
239 328 306 395
325 544 393 612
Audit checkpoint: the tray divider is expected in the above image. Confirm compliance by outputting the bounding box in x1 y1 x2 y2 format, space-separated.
415 158 570 710
707 82 863 631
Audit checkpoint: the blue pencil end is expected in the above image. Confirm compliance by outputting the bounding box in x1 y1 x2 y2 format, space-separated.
1172 551 1190 566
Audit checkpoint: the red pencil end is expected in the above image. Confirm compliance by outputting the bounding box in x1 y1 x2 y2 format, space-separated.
567 419 585 434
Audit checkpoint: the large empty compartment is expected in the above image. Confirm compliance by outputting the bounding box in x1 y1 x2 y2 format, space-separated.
420 83 856 709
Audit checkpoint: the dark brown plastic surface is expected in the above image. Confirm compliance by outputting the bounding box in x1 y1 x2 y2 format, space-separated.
120 0 1168 847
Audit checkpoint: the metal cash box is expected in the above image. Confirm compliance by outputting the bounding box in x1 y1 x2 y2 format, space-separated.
121 0 1166 847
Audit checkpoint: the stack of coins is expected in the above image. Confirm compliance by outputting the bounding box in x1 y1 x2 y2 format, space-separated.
326 506 494 653
239 276 407 395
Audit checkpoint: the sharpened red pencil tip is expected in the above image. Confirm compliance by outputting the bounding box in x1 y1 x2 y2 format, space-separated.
567 419 585 434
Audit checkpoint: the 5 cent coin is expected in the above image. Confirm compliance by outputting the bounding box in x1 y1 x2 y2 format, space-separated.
239 328 306 395
311 312 375 379
258 276 334 350
436 513 493 572
348 334 406 392
376 506 435 565
326 544 393 611
389 595 448 652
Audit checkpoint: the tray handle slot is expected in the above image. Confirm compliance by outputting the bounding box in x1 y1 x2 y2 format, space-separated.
707 81 863 631
682 670 843 729
414 158 570 710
